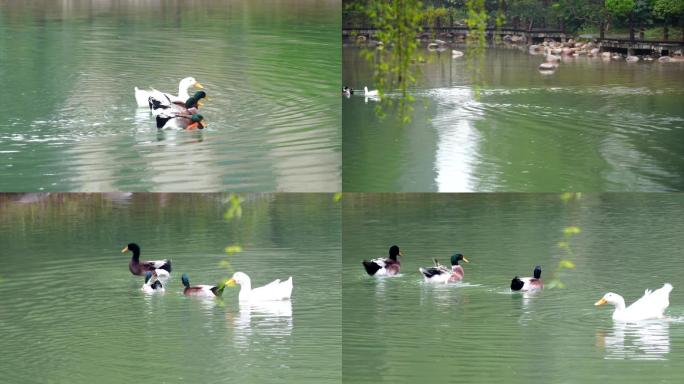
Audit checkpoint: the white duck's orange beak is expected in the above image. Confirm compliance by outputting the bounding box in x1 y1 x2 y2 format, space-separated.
595 298 607 306
226 278 237 287
121 246 128 253
194 82 204 89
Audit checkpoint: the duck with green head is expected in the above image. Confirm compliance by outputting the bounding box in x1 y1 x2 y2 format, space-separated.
419 253 469 283
155 113 206 130
141 271 165 293
181 273 225 298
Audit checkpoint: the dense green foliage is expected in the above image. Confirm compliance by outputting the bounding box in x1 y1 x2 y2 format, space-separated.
344 0 684 38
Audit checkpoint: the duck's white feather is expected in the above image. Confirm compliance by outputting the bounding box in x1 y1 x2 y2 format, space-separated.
134 77 199 107
599 283 672 322
231 272 293 302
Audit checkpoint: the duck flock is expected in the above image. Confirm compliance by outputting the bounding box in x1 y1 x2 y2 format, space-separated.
363 245 673 322
123 243 293 302
134 77 209 130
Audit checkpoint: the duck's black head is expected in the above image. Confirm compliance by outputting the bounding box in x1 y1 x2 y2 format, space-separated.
122 243 140 256
511 276 524 291
389 245 401 260
181 273 190 288
145 271 153 283
534 266 542 279
450 253 469 265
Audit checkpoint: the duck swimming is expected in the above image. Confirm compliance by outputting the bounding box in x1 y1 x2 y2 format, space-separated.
155 113 206 131
419 253 469 283
364 86 379 97
149 91 207 115
121 243 172 276
595 283 672 322
141 271 165 293
134 77 203 107
181 273 226 298
511 266 543 291
226 272 293 302
149 91 208 130
362 245 402 276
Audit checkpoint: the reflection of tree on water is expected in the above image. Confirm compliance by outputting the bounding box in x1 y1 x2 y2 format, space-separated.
597 321 670 360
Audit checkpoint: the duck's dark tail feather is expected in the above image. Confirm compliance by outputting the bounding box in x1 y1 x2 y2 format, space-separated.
420 267 443 278
511 277 524 291
155 115 174 129
362 260 381 276
160 261 172 273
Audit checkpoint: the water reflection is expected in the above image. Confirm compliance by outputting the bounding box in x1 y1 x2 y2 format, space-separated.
430 87 482 192
597 321 670 360
230 301 293 348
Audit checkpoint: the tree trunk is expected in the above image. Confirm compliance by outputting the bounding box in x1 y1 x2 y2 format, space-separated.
600 20 605 39
664 25 668 40
629 26 635 42
639 27 644 40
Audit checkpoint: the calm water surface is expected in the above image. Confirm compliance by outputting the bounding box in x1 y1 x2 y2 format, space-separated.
0 193 340 383
343 193 684 383
343 46 684 192
0 0 340 191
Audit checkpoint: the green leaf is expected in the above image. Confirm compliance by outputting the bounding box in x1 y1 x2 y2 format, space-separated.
559 259 576 269
225 245 242 255
563 226 582 236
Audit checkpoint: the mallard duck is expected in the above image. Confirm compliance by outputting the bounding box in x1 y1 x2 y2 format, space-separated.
511 266 543 291
141 271 165 293
134 77 203 107
155 113 206 130
121 243 172 276
227 272 293 302
364 86 379 97
149 91 207 115
181 273 225 297
342 86 354 97
419 253 469 283
595 283 672 322
362 245 402 276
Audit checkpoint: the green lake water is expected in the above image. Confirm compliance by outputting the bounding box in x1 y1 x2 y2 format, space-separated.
343 193 684 383
0 193 340 383
0 0 340 192
343 46 684 192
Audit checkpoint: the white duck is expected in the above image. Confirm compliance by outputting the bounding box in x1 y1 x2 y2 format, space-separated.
141 271 165 293
595 283 672 322
364 86 379 97
451 49 464 58
134 77 203 107
227 272 293 302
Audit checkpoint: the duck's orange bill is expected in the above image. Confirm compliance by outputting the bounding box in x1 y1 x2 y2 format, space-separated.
186 122 200 131
595 298 607 306
194 82 204 89
226 278 237 287
462 257 470 263
121 246 128 253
